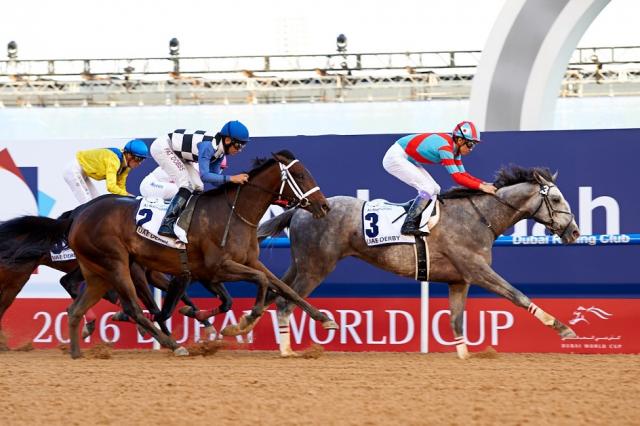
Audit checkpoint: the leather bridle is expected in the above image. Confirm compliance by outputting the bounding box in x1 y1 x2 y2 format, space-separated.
470 183 575 240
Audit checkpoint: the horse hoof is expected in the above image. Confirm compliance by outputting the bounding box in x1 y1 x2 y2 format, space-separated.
321 320 339 330
178 306 196 318
82 320 96 339
456 346 471 360
111 312 131 322
71 352 83 359
174 346 189 356
280 350 300 358
203 326 217 338
559 325 577 339
221 324 241 337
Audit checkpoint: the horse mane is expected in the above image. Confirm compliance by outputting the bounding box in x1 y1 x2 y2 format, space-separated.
202 150 296 196
440 165 555 199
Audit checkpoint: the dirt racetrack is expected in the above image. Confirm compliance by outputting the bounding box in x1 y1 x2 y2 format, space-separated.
0 347 638 425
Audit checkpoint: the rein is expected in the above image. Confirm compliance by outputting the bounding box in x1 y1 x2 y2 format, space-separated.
468 183 575 239
220 158 321 245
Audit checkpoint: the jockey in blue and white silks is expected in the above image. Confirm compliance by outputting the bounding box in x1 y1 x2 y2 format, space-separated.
149 120 250 238
383 121 497 236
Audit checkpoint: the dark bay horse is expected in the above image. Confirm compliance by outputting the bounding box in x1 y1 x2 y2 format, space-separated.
258 166 581 358
0 206 225 349
12 150 334 358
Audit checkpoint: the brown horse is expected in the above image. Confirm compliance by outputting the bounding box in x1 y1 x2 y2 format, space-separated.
11 150 335 358
0 206 224 349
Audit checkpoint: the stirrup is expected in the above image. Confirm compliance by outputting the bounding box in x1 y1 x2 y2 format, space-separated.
158 223 177 238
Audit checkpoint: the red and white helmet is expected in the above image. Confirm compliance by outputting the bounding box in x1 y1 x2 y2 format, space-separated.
452 121 481 142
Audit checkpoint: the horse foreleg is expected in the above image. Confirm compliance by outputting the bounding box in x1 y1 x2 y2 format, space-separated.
467 257 576 340
448 282 471 360
214 261 281 336
60 268 99 338
257 263 338 330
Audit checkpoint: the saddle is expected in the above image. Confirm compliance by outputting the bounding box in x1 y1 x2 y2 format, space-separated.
361 197 440 247
361 198 433 281
135 194 199 248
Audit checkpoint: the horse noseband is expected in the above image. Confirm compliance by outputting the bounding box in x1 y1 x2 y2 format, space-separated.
277 159 320 209
532 183 574 239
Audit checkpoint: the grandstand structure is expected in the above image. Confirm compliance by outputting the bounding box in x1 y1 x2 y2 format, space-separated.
1 45 639 107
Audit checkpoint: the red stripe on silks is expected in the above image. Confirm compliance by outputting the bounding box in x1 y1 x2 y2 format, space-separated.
454 159 463 165
441 159 456 166
440 133 455 149
405 134 432 163
438 145 453 153
461 172 483 185
452 172 482 189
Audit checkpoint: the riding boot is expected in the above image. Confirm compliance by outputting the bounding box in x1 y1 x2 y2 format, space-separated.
158 187 192 238
401 195 431 236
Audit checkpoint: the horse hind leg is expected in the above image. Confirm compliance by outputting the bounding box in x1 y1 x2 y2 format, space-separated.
114 271 188 356
447 282 471 360
67 274 109 359
275 266 328 357
0 269 35 350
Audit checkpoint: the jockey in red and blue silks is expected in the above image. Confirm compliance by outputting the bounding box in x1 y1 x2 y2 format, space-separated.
383 120 497 236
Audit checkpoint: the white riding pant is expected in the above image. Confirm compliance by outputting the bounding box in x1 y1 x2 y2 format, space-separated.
140 167 179 201
382 143 441 196
62 159 100 204
150 136 204 192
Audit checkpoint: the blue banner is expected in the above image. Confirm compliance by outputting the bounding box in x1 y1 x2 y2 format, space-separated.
129 129 640 298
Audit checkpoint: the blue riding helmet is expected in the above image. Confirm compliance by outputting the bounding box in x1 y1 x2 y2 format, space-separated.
123 139 150 158
220 120 250 143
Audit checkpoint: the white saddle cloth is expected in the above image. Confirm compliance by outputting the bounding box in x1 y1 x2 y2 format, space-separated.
50 241 76 262
362 198 438 247
135 197 188 249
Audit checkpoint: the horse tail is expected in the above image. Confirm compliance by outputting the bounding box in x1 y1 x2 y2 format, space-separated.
257 209 297 241
0 215 72 266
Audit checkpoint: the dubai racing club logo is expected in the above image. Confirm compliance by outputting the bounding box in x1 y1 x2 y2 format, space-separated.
0 148 55 218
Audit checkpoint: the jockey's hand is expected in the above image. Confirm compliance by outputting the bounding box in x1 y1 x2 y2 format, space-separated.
479 183 497 195
230 173 249 185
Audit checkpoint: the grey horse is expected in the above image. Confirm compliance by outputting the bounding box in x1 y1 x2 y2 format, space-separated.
257 166 581 358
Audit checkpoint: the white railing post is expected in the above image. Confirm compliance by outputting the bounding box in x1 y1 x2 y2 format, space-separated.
420 280 430 354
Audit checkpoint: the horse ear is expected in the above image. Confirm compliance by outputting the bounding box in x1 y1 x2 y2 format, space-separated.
533 170 551 185
552 171 559 182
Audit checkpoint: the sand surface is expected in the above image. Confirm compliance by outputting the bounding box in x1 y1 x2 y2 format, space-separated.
0 346 637 425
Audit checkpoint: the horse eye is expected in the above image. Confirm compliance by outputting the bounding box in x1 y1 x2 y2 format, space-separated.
551 197 561 203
